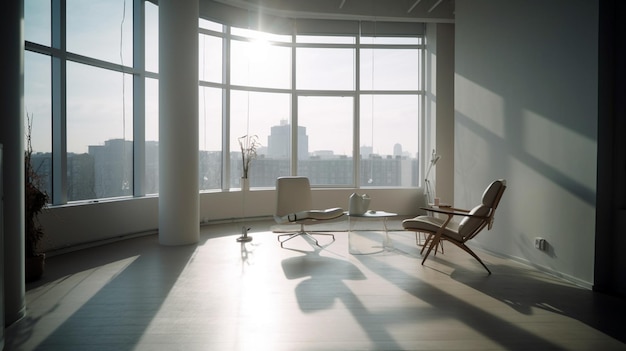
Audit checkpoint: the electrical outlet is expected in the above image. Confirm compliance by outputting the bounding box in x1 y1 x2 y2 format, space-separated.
534 237 547 251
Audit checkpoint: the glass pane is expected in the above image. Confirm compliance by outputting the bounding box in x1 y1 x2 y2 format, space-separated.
145 1 159 73
199 34 222 83
200 18 223 32
199 87 223 191
24 51 52 197
296 48 354 90
360 95 420 187
296 35 355 44
230 90 291 188
66 62 133 201
298 96 353 186
145 77 159 195
360 48 421 91
67 0 133 65
25 0 51 46
360 37 422 45
231 27 291 43
230 39 291 89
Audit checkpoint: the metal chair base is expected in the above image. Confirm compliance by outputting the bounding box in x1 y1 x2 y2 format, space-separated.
277 224 335 248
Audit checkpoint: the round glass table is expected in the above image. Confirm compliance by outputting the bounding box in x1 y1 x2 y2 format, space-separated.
346 210 397 254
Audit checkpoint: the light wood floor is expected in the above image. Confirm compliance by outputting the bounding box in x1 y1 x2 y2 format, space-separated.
5 219 626 350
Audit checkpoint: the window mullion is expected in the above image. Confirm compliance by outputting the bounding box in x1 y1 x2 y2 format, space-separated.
133 0 146 196
222 26 231 190
290 29 297 176
51 0 67 205
354 31 361 188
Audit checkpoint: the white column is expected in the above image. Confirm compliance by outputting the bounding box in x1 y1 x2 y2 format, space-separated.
434 23 455 204
0 0 26 327
158 0 200 245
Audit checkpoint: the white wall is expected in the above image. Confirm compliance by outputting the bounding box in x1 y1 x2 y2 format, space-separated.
39 187 425 253
455 0 598 286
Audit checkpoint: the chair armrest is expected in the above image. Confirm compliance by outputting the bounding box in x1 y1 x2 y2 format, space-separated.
424 205 470 212
276 207 344 223
420 206 465 216
419 207 488 219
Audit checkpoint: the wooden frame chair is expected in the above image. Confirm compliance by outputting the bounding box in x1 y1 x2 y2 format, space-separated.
402 179 506 274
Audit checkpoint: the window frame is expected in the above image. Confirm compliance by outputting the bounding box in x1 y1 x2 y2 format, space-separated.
24 0 426 205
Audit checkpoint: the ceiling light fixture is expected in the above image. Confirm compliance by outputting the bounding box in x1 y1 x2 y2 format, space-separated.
428 0 444 13
407 0 422 13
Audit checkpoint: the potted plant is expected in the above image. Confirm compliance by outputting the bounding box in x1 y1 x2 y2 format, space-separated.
24 113 49 282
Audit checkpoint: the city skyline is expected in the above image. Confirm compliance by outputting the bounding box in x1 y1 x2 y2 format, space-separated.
30 136 419 202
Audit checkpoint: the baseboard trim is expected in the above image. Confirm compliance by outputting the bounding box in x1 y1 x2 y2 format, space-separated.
472 245 593 290
45 216 276 258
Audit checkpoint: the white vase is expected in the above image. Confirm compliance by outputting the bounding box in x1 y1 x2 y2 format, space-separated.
241 177 249 192
348 193 371 215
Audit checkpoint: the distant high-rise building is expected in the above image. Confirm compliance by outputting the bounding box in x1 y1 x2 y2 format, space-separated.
67 152 96 201
145 141 160 194
267 119 309 159
89 139 133 198
393 143 403 157
360 145 373 158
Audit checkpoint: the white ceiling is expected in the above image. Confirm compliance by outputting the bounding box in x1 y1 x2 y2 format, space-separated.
212 0 455 23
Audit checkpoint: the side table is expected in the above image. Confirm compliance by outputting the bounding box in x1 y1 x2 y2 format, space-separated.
347 210 397 254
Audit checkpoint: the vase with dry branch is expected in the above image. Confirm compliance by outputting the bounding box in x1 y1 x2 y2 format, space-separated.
236 134 260 243
238 134 260 184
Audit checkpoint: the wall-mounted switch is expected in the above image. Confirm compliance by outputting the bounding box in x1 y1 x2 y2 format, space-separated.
535 237 547 251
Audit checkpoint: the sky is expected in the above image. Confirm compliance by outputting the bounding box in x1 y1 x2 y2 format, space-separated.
24 0 421 158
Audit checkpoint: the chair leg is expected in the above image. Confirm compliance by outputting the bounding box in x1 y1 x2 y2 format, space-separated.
421 233 442 266
430 239 491 274
277 230 335 248
277 232 302 246
306 232 335 247
456 243 491 274
419 232 444 255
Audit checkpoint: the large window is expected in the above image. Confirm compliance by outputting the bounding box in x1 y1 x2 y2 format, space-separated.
230 90 291 188
360 48 421 91
199 34 222 84
199 86 223 191
66 62 133 201
24 51 52 197
66 0 133 65
145 1 159 73
24 0 424 205
360 95 420 187
145 77 159 195
296 48 355 91
297 96 354 185
25 0 51 46
230 37 291 89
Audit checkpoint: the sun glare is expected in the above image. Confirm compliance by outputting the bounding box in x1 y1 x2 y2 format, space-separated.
247 38 270 61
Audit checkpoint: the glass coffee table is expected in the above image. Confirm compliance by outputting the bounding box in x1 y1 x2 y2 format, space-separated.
346 210 397 254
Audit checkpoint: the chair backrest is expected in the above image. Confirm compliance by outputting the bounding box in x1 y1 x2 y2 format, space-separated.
458 179 506 240
275 176 313 217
